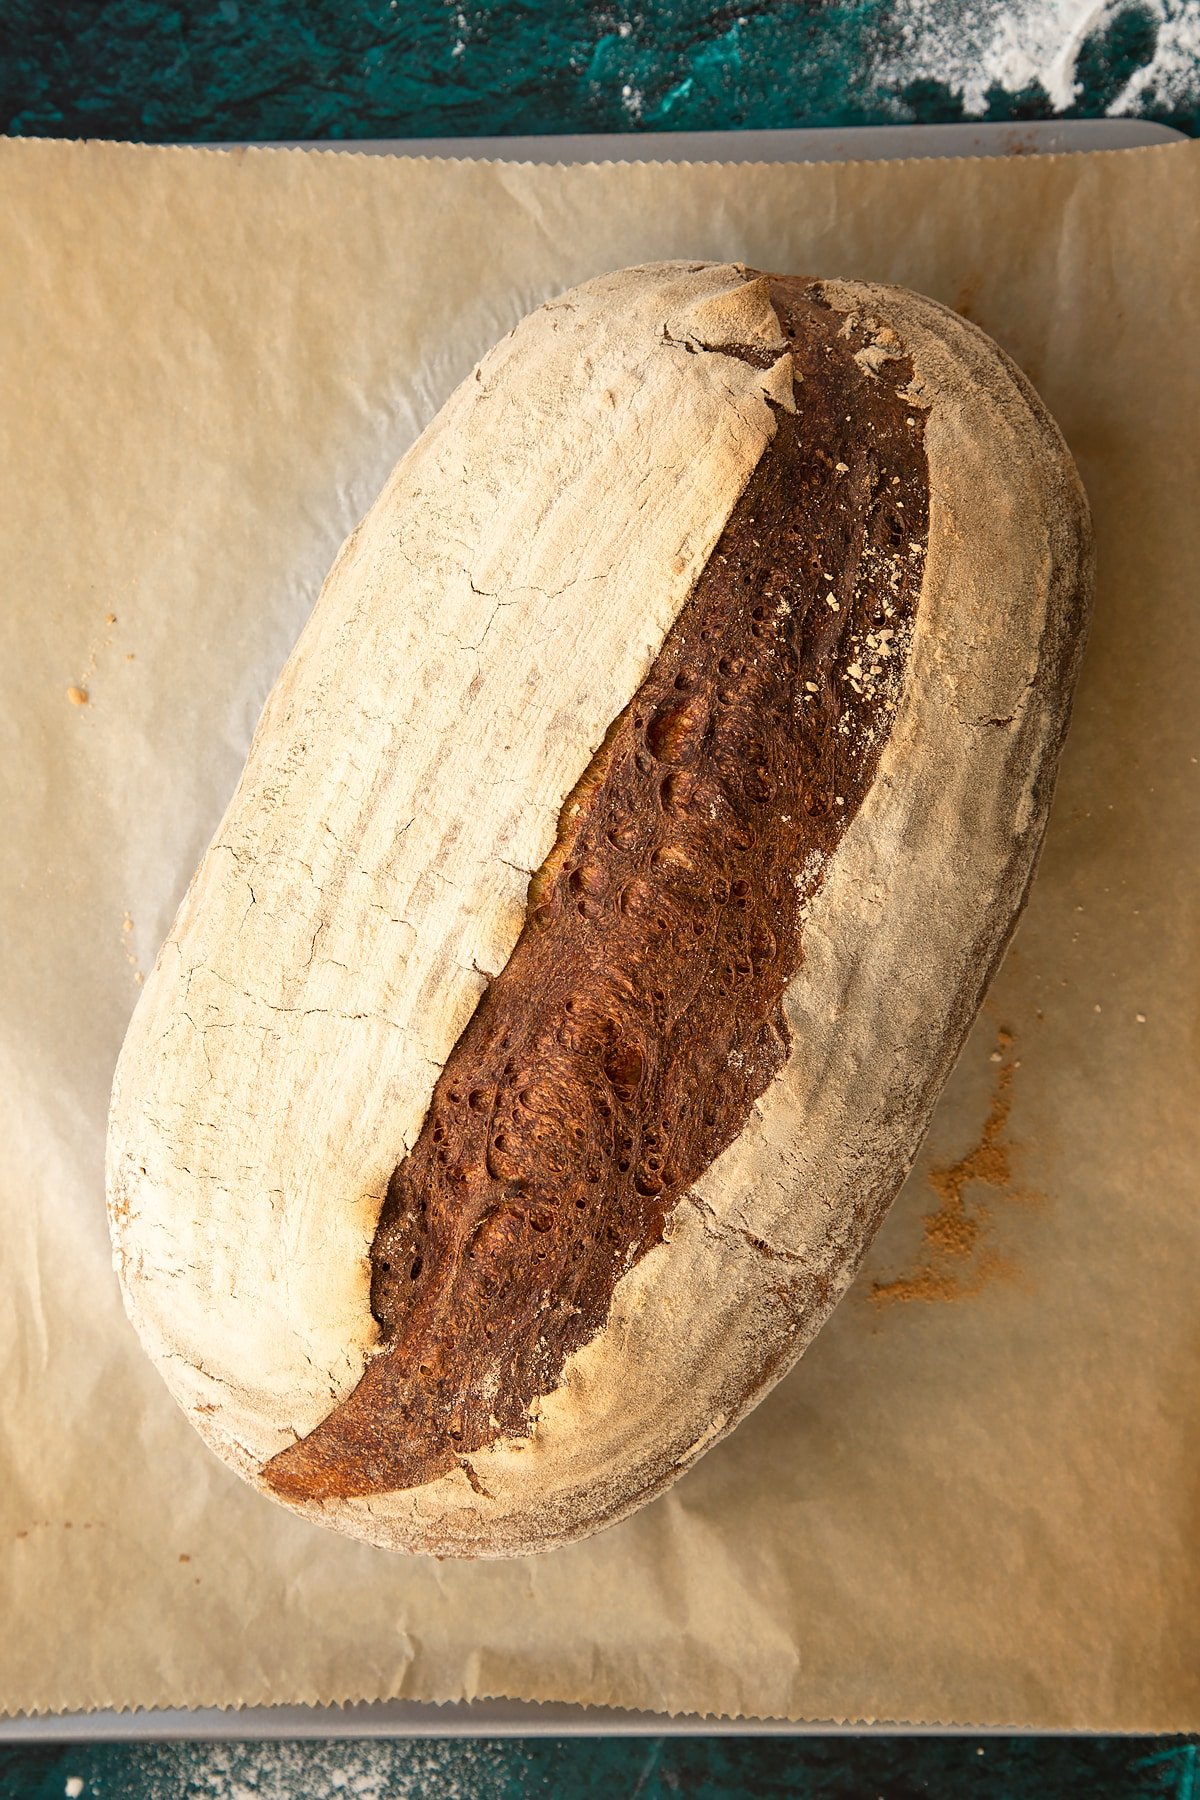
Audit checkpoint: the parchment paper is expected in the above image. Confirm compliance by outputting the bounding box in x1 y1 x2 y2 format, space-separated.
1 137 1197 1730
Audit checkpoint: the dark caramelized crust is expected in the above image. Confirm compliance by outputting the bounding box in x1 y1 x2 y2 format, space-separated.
264 277 930 1504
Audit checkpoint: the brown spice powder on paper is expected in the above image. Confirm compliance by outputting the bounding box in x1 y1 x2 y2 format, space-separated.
871 1027 1040 1307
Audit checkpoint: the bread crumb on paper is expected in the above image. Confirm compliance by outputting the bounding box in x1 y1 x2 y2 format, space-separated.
121 912 145 986
65 602 134 708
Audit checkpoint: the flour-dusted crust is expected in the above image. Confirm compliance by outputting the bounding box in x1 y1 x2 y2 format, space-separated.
107 264 1092 1557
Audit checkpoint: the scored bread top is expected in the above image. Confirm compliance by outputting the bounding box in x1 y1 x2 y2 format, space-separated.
107 263 1091 1556
262 278 930 1507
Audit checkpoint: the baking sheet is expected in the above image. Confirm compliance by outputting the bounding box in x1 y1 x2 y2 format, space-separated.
1 132 1197 1732
254 119 1182 161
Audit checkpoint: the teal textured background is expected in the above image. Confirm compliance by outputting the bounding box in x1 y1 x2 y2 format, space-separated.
2 1736 1199 1797
2 1 1198 1791
1 0 1197 140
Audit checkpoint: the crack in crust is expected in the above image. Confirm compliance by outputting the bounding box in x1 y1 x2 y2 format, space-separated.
263 277 930 1505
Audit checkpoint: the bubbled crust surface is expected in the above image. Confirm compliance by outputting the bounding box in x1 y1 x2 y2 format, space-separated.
263 279 931 1508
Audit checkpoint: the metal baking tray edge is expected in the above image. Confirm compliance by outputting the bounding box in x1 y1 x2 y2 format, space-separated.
236 118 1182 161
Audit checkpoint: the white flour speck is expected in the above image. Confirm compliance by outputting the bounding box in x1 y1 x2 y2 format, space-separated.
874 0 1200 115
1117 0 1200 109
92 1740 513 1800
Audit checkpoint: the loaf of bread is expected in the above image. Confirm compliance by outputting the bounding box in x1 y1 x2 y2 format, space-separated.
106 263 1092 1557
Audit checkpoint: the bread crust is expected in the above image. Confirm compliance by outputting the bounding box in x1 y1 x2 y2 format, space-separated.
106 264 1092 1557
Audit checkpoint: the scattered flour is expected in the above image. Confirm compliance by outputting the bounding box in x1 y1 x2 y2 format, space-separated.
875 0 1200 115
76 1740 512 1800
1116 0 1200 107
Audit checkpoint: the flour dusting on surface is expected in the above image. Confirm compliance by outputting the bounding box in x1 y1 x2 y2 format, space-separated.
1116 0 1200 106
74 1741 509 1800
876 0 1200 114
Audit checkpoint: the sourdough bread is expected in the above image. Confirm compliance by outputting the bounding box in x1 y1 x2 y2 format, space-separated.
107 263 1093 1556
